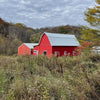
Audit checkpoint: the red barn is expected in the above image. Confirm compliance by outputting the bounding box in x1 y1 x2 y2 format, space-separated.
33 32 80 57
18 43 38 55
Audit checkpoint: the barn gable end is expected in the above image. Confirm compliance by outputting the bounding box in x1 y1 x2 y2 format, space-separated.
18 43 38 55
33 33 52 57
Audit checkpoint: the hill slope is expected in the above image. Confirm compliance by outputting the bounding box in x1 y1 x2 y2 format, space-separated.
0 17 81 42
0 17 83 55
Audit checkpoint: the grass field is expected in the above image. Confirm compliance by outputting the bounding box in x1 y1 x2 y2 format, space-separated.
0 53 100 100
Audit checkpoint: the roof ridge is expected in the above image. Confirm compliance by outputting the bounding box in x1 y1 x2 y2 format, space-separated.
44 32 74 36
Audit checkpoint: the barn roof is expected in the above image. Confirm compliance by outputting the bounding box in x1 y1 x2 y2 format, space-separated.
23 43 38 49
44 32 80 46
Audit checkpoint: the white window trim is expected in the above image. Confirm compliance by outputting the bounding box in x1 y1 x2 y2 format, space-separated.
73 51 75 55
55 51 58 56
64 51 67 56
34 50 39 55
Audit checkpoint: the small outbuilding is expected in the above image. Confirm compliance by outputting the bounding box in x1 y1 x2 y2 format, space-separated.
33 32 80 57
91 46 100 54
18 43 38 55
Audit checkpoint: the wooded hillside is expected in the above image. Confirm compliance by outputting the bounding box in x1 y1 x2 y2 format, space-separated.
0 17 82 55
0 17 81 42
0 17 99 55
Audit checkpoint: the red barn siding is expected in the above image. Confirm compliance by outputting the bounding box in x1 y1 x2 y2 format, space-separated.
33 46 39 56
52 46 77 56
18 44 31 55
33 34 52 57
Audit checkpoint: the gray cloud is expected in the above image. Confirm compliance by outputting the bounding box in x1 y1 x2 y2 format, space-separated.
0 0 95 28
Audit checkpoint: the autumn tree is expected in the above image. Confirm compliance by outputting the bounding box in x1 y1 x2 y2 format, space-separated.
16 23 26 28
81 0 100 46
85 0 100 27
81 26 99 42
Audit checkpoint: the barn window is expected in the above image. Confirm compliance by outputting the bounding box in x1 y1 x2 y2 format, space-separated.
64 51 67 56
34 50 37 53
43 51 47 55
55 51 58 56
34 50 39 55
73 51 75 55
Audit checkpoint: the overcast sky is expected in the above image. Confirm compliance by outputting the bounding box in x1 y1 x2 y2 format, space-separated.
0 0 95 28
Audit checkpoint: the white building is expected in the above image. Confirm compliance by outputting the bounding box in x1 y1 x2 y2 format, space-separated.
91 46 100 54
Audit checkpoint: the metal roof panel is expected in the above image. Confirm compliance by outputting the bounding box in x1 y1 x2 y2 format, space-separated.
24 43 38 49
44 32 80 46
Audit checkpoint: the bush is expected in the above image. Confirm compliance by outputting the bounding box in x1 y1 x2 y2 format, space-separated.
89 54 100 63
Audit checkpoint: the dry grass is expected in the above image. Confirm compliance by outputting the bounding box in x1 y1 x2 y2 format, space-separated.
0 53 100 100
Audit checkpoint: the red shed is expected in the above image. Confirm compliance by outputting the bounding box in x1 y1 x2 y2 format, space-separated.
18 43 38 55
33 32 80 57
